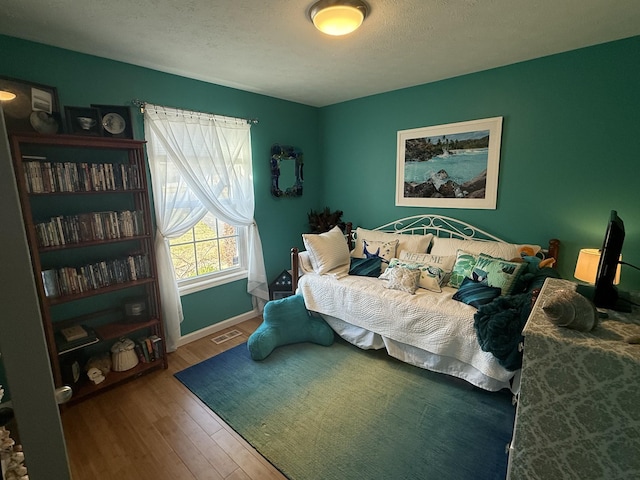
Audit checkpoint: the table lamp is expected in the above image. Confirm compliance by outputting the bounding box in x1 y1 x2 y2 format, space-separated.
574 248 621 285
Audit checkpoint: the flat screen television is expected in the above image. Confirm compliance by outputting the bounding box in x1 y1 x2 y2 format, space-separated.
592 210 629 312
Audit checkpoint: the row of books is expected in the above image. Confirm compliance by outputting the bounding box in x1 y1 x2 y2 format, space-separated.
22 157 143 193
35 210 145 248
41 253 152 297
135 335 163 363
55 327 164 361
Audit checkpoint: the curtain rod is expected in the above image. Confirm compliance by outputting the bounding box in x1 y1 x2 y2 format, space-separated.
130 99 259 125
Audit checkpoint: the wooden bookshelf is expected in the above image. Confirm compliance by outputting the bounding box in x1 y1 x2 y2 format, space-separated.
9 133 167 404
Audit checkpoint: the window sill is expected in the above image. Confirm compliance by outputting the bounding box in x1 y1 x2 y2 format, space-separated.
178 269 248 296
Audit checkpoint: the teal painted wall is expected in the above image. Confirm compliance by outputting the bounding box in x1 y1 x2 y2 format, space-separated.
1 33 639 358
0 34 322 338
319 36 640 291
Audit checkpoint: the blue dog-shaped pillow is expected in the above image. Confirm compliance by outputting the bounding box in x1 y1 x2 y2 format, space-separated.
247 294 334 360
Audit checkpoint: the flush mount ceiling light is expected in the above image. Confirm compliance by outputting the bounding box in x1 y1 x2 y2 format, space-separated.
309 0 369 36
0 90 16 101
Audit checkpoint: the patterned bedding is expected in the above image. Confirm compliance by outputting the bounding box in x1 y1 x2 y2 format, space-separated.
298 272 516 391
293 215 559 392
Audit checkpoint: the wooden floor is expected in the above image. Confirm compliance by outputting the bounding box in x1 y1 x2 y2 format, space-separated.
61 316 288 480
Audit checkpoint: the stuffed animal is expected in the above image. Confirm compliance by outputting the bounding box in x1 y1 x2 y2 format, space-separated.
85 352 112 376
508 250 561 295
513 246 556 269
87 367 105 385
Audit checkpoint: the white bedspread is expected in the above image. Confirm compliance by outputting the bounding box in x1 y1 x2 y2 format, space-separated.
298 273 514 387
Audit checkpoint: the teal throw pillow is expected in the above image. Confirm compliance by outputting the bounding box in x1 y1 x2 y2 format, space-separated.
349 257 382 277
470 253 527 295
452 277 501 308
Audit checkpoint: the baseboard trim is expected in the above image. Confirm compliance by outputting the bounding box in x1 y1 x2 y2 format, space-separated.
177 309 259 347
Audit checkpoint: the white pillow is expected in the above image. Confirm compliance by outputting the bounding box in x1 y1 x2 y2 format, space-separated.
352 227 433 259
380 258 445 293
361 238 399 272
399 251 456 273
297 251 315 275
383 266 421 295
302 226 350 278
430 237 540 260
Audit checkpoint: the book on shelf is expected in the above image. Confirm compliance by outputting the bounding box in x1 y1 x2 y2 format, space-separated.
149 335 163 360
135 335 163 363
41 269 60 298
137 337 151 362
56 326 99 355
21 158 144 193
43 252 152 296
34 210 145 247
145 337 154 361
60 324 89 342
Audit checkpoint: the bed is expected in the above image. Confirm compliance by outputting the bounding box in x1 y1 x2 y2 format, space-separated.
290 215 560 392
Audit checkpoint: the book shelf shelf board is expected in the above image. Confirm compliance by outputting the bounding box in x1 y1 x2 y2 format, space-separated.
57 336 100 355
29 189 146 196
11 132 146 149
94 319 159 341
69 360 164 403
39 234 151 253
47 277 156 305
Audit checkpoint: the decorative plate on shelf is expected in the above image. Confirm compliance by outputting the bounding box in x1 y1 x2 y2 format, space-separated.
102 112 126 135
30 111 59 134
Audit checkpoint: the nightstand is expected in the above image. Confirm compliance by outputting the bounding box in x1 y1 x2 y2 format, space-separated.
507 277 640 479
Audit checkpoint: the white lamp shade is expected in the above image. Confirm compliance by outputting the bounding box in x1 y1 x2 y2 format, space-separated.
574 248 621 285
312 5 364 35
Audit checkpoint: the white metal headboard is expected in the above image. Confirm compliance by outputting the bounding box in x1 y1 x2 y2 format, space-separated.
358 214 506 242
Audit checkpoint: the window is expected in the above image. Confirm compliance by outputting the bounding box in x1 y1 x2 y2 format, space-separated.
170 213 248 295
145 103 267 308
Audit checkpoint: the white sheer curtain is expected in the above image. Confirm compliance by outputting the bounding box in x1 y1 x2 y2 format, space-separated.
144 103 269 351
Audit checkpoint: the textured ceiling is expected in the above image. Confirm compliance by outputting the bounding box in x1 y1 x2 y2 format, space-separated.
1 0 639 107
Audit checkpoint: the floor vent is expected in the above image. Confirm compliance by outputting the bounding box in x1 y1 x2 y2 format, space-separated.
211 329 243 344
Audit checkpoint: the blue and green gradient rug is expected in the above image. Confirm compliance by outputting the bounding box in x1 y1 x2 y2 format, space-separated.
175 338 515 480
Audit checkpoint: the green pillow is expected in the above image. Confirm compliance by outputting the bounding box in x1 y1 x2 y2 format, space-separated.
471 253 527 295
447 250 478 289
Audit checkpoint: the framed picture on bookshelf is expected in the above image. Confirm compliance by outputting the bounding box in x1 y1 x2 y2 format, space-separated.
0 75 61 134
91 104 134 139
65 106 103 136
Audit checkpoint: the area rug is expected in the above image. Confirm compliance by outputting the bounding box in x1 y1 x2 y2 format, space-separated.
175 339 515 480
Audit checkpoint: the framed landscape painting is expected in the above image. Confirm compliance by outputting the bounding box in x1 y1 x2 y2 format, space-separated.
396 117 503 209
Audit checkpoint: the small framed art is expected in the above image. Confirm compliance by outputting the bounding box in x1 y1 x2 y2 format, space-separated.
91 104 134 139
396 116 503 209
0 76 61 134
64 106 103 136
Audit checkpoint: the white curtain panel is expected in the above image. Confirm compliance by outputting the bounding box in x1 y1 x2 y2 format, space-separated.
144 104 268 351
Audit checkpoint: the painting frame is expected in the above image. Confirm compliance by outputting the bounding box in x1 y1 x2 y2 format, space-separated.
91 104 134 139
396 116 503 209
0 75 62 134
64 106 103 136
